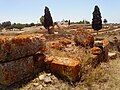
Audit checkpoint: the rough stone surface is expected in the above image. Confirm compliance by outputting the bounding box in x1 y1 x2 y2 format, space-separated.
0 54 45 86
108 52 117 59
0 56 34 85
91 55 99 67
95 37 104 41
45 56 81 82
102 39 109 61
91 47 102 55
0 34 45 62
94 41 103 47
33 53 46 74
47 38 72 50
74 29 94 47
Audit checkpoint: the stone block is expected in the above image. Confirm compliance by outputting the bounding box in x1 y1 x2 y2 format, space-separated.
0 34 46 62
91 47 102 55
74 29 94 47
0 54 45 86
45 56 81 82
0 56 34 86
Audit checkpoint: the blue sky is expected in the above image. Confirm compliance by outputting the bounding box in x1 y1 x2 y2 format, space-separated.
0 0 120 24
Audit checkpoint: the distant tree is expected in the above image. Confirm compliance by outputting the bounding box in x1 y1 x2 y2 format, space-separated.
25 23 29 27
92 5 102 35
65 20 68 22
36 23 41 26
78 20 90 24
30 23 35 27
2 21 11 28
40 16 44 25
68 20 70 26
103 19 107 24
44 6 53 34
85 20 90 24
14 23 25 30
79 21 84 24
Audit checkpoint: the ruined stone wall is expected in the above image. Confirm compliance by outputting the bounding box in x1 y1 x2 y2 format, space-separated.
0 34 46 86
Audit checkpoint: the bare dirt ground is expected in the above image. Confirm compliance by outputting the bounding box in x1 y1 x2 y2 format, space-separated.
0 25 120 90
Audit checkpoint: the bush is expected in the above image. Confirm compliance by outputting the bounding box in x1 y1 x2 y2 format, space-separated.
30 23 35 27
14 23 25 30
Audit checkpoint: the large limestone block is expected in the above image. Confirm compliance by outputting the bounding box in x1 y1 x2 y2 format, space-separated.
0 54 45 86
0 34 46 62
74 29 94 47
45 56 81 82
0 56 34 86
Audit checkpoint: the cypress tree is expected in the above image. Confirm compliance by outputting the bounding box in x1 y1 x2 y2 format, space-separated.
68 20 70 26
44 6 53 34
92 5 102 35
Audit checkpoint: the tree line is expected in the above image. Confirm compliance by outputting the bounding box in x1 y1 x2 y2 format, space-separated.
0 21 41 31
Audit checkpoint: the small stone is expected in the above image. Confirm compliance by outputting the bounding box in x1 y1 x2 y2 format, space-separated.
44 77 52 84
108 52 117 59
47 73 51 76
54 32 58 34
42 83 47 87
33 83 39 86
39 74 45 81
36 85 43 90
51 75 58 81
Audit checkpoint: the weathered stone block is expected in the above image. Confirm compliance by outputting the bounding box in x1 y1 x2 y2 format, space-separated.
91 47 102 55
45 56 81 82
74 29 94 47
0 54 45 86
33 53 46 73
0 34 46 62
0 56 34 86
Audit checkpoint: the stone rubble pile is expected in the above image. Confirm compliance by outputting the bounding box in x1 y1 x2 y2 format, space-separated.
0 33 111 86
